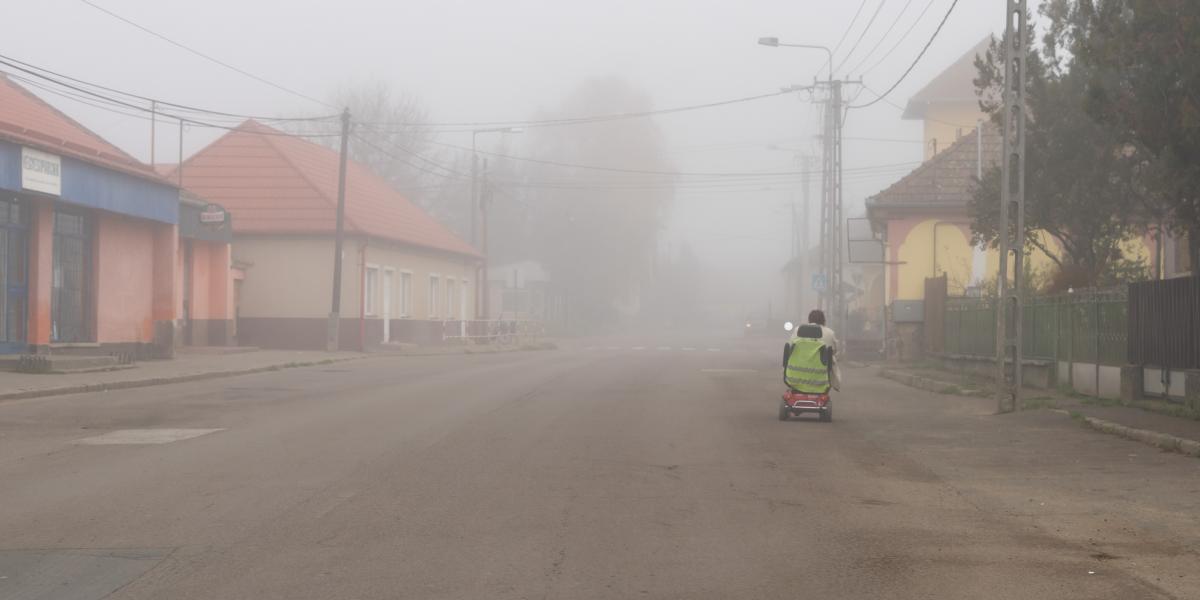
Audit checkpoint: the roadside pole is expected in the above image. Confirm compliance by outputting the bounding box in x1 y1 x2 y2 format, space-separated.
995 0 1027 413
326 108 351 352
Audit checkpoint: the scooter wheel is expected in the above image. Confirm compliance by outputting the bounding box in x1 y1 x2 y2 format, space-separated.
820 400 833 422
778 400 791 421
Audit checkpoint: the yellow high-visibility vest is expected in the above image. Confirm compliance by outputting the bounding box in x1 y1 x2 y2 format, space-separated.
785 337 831 393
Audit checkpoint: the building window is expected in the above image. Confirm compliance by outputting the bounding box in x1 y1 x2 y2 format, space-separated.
364 266 379 316
428 275 439 318
461 279 470 320
0 196 29 349
446 279 456 319
52 209 91 343
399 271 413 317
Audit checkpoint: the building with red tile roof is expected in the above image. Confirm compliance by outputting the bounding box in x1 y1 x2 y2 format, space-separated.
0 73 234 358
172 121 480 350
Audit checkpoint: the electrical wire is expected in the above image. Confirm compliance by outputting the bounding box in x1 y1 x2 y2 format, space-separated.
849 0 961 109
857 83 976 129
833 0 889 76
860 0 939 77
844 0 917 76
358 89 794 131
78 0 334 110
829 0 872 76
418 138 831 178
0 64 343 138
350 132 468 180
0 52 336 123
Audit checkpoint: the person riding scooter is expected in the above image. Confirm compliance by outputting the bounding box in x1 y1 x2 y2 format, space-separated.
787 312 844 391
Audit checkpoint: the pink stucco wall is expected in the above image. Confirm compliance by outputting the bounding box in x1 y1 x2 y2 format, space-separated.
94 213 156 342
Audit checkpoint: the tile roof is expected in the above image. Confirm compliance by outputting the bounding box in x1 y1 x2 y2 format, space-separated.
903 36 993 120
0 73 164 183
868 124 1002 209
174 120 479 258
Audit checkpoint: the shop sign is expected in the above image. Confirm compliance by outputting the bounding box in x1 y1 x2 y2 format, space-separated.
21 147 61 196
199 203 227 225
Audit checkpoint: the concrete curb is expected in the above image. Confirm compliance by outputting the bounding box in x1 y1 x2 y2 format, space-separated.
0 342 559 403
1055 409 1200 458
877 367 988 397
0 355 363 403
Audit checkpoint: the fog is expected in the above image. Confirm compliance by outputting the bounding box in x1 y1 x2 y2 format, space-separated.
4 0 998 329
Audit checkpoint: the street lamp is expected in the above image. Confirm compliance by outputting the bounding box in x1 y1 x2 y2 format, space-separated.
470 127 523 321
757 37 834 79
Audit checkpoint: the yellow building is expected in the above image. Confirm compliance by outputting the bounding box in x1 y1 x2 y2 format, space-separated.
902 36 992 161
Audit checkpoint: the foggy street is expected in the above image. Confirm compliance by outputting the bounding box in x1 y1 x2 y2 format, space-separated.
2 337 1198 600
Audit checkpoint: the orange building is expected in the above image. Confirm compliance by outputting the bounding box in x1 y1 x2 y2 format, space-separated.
0 74 233 360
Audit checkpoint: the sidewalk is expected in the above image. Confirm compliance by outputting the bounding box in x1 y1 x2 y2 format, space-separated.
879 364 1200 457
0 349 365 402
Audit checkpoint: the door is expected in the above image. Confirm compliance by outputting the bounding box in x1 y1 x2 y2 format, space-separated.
51 210 90 343
382 269 394 342
0 197 29 353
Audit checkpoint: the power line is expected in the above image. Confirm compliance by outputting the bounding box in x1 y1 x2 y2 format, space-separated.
422 138 837 178
359 89 794 131
78 0 334 109
350 132 468 179
0 63 342 139
844 0 917 76
860 0 939 77
829 0 872 76
849 0 961 109
858 83 975 129
834 0 889 75
0 53 337 123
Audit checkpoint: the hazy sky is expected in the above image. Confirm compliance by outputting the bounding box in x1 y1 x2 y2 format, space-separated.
4 0 1000 315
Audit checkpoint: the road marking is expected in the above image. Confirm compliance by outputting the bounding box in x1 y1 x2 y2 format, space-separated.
707 348 721 352
75 428 224 445
632 346 645 351
656 346 671 351
682 347 696 351
700 368 755 373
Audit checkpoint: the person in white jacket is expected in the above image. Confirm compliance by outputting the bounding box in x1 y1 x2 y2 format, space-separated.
793 309 841 391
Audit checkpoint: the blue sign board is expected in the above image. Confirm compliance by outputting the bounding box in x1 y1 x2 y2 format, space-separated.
811 273 828 292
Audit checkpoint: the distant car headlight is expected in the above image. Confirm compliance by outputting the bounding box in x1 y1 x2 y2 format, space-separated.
745 322 752 328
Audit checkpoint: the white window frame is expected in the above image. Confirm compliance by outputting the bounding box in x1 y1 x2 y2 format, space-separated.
428 274 440 319
399 270 413 318
461 278 470 321
364 264 380 316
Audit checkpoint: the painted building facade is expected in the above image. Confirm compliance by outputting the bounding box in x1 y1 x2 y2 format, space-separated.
0 73 234 358
173 121 480 350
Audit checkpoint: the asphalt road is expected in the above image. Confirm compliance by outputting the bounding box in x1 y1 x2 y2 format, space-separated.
1 333 1198 599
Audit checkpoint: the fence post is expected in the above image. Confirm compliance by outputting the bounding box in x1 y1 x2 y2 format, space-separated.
1067 297 1074 389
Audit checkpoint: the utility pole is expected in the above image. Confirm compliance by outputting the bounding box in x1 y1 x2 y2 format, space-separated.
818 80 852 331
995 0 1027 413
480 160 492 320
326 108 352 352
799 154 815 314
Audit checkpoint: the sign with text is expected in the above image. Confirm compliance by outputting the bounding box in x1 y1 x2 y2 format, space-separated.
199 204 227 225
21 147 61 196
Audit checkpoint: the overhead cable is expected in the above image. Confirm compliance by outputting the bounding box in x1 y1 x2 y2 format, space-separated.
849 0 961 109
78 0 335 109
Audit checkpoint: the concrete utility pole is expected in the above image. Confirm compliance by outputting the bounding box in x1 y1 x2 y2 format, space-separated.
327 108 351 352
817 80 854 331
481 160 492 320
995 0 1027 413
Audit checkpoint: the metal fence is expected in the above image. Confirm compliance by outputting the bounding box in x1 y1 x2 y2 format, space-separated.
1128 276 1199 369
943 287 1128 366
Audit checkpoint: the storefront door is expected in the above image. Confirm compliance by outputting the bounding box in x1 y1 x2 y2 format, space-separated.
0 196 28 353
51 209 90 343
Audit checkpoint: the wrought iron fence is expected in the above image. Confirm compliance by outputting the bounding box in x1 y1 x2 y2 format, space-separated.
943 287 1128 366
